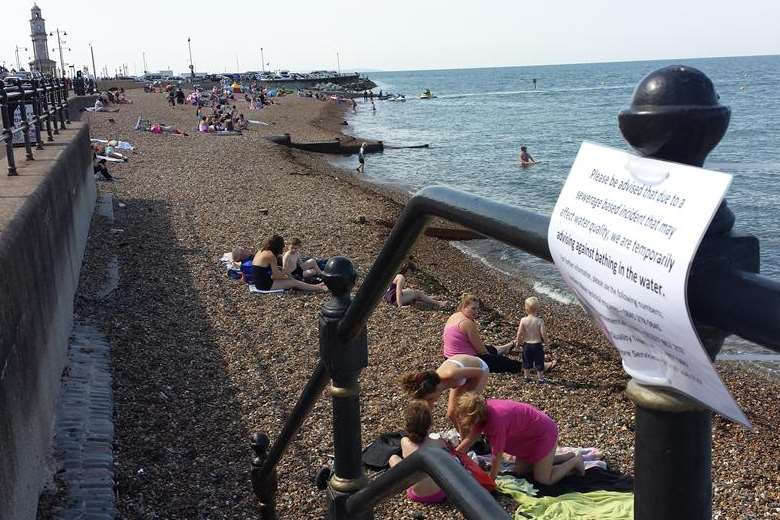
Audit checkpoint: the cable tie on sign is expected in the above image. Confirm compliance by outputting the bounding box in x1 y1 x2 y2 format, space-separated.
625 158 670 186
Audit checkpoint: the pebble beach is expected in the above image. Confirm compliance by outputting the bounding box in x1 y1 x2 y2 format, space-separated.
74 90 779 519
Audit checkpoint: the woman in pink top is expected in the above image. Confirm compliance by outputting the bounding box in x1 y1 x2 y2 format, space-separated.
442 293 522 373
455 393 584 484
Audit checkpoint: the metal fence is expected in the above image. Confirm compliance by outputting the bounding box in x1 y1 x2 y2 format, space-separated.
249 65 780 519
0 77 70 176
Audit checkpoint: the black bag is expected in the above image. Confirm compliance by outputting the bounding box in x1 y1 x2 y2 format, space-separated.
362 432 404 470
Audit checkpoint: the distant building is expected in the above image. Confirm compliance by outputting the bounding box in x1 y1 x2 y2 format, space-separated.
29 4 57 76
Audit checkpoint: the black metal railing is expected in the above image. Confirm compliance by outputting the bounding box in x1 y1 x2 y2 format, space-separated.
0 77 70 176
250 65 780 520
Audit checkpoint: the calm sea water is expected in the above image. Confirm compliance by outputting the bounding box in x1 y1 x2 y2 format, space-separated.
335 56 780 360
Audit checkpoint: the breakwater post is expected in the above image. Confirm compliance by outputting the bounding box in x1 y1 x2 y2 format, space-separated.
619 65 757 520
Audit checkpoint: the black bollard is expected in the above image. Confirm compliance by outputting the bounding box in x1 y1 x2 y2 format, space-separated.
618 65 759 519
319 257 371 520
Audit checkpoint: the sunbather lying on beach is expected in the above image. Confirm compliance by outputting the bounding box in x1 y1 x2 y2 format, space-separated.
85 99 120 113
282 238 325 280
384 262 447 309
443 293 522 373
252 235 327 292
388 400 448 504
401 353 488 433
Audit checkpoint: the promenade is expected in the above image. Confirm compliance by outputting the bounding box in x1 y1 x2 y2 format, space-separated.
72 90 779 519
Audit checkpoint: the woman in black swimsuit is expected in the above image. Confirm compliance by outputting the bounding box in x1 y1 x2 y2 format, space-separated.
252 235 327 292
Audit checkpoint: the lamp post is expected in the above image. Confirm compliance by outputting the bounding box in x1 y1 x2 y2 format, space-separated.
261 47 265 74
336 51 341 76
90 43 98 90
49 29 68 78
15 46 28 71
142 51 148 75
187 37 195 80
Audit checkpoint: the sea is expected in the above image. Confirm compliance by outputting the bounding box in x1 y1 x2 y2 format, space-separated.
331 55 780 366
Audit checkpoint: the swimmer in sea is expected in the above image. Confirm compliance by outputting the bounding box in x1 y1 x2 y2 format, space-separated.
519 145 537 167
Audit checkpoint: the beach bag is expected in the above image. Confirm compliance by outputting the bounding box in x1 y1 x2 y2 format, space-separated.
450 448 496 492
362 432 404 470
240 259 254 284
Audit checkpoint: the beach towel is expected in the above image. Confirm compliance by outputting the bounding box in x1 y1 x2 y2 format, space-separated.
219 252 234 267
248 120 270 126
95 155 125 163
506 489 634 520
91 138 134 150
249 285 285 295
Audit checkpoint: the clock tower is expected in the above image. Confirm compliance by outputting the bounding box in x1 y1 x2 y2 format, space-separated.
29 4 57 76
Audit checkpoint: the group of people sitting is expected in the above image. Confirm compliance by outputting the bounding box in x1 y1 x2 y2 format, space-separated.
197 103 247 133
388 293 568 504
230 235 328 292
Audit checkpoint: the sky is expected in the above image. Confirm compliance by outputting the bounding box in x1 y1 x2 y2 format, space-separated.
2 0 779 76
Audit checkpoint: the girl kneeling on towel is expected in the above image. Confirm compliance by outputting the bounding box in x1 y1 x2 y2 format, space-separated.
454 392 585 483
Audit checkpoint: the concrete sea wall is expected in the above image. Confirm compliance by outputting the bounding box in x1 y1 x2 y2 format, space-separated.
0 122 95 520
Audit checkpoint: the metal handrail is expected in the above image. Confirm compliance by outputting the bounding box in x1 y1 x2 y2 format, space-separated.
1 77 69 175
339 185 780 351
339 186 551 342
346 446 510 519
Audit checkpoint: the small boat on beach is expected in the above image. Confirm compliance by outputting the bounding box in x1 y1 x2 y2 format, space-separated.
419 89 436 99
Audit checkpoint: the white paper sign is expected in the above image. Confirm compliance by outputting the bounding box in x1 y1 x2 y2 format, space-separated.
548 142 749 427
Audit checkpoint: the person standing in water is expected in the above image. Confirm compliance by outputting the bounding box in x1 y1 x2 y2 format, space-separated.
519 145 537 166
356 143 366 173
533 78 537 89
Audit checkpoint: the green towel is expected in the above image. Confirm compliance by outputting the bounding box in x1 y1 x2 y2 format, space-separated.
496 475 539 497
509 489 634 520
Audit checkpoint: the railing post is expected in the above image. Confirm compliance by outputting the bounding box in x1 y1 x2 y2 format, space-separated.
53 78 66 131
40 79 54 142
61 77 71 124
49 79 60 136
319 257 371 520
30 79 44 150
0 84 18 176
11 80 35 161
618 65 758 520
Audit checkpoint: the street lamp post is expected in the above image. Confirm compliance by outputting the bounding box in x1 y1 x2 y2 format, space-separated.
187 37 195 80
90 43 98 90
261 47 265 74
15 46 28 71
49 29 68 78
142 51 148 75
